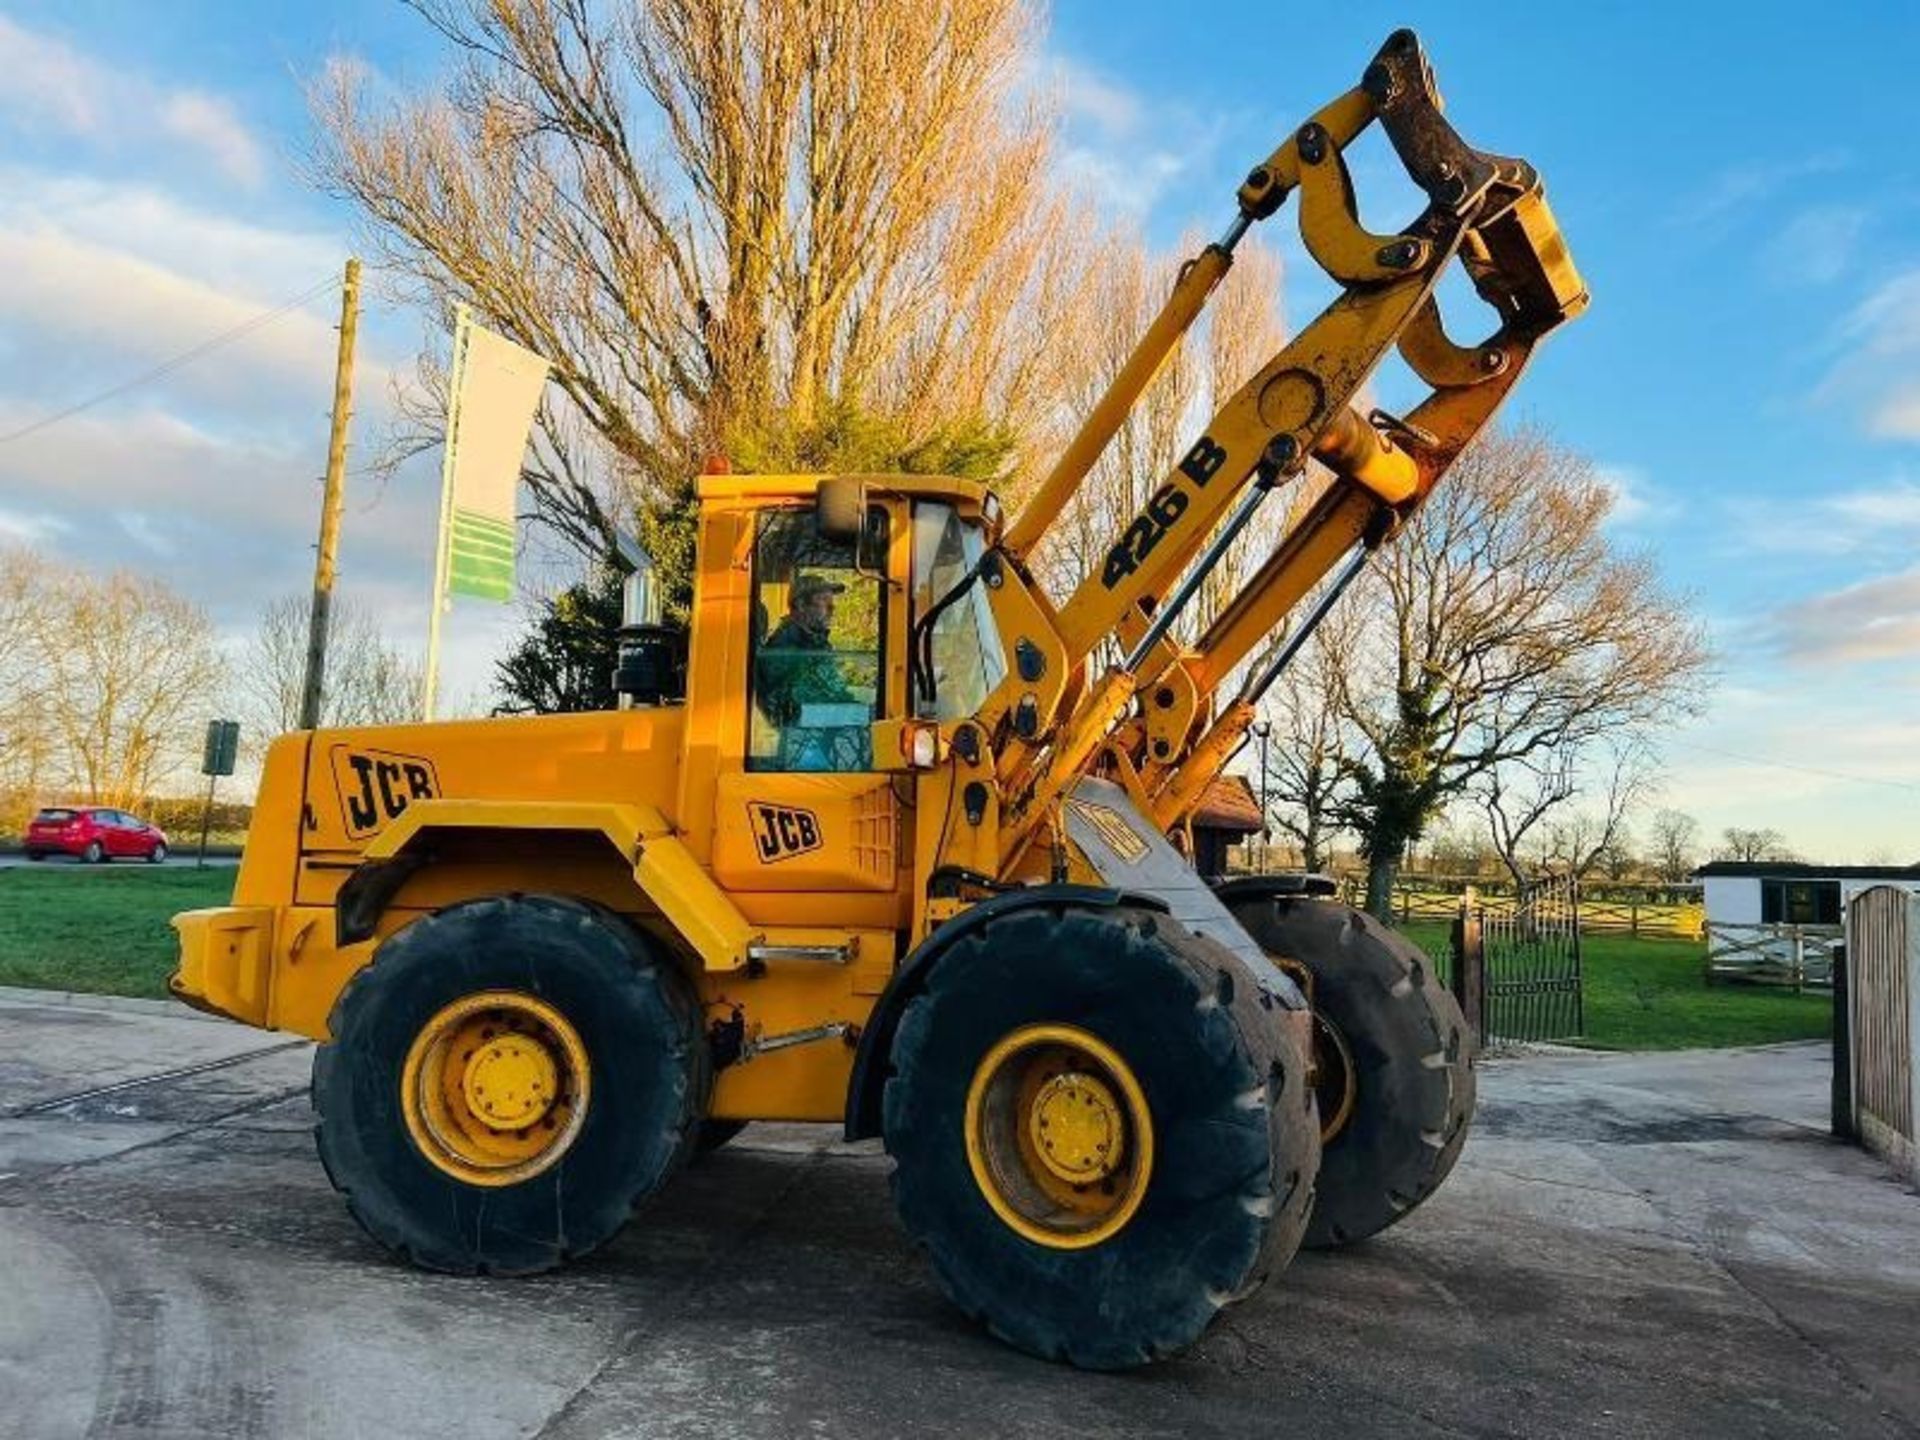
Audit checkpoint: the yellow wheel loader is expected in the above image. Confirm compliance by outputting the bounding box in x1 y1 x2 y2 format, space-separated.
174 31 1583 1368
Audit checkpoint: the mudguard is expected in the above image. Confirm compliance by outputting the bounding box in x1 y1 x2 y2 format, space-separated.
842 884 1158 1141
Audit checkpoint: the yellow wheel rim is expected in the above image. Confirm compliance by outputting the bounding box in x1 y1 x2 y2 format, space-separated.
964 1023 1153 1250
1312 1009 1358 1144
400 991 590 1187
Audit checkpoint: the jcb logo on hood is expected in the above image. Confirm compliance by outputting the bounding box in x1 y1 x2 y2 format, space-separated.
749 802 821 862
331 746 439 839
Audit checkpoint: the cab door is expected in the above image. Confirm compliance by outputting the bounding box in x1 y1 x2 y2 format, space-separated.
708 498 907 900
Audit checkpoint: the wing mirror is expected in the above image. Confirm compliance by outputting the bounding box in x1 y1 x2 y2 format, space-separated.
816 475 866 544
817 475 893 588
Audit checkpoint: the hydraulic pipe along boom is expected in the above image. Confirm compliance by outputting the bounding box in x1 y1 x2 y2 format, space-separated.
1236 543 1372 706
1120 467 1279 674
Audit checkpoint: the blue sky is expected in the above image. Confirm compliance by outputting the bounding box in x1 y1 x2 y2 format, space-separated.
0 2 1914 858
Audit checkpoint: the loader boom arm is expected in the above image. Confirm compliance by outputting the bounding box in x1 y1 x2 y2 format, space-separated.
966 30 1584 870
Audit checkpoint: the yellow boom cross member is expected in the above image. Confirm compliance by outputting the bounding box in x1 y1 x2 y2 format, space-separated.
171 30 1583 1372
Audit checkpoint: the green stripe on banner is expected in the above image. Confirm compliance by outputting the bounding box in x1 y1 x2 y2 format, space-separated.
448 508 515 600
451 509 515 550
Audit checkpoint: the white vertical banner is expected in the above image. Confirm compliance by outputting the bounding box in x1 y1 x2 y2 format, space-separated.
422 308 551 719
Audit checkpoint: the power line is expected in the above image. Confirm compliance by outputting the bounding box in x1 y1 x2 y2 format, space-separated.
1663 737 1920 795
0 273 343 447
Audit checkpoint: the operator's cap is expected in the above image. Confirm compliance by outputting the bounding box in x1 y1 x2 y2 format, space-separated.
792 574 846 605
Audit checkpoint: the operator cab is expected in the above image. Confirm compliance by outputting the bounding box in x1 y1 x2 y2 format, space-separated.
681 472 1008 779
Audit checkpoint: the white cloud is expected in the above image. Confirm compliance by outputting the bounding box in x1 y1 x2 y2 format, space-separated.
1728 476 1920 557
0 15 267 188
1049 57 1142 139
0 401 438 630
1056 144 1189 218
1039 44 1228 221
0 224 342 417
158 92 267 189
1668 151 1849 231
1761 205 1868 287
1762 565 1920 665
115 510 179 559
1826 478 1920 529
1818 269 1920 440
0 171 400 457
0 168 339 299
1592 464 1671 526
0 507 70 544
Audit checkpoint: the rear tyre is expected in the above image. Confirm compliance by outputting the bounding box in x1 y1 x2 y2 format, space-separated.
1224 895 1474 1250
882 902 1319 1370
313 895 706 1275
24 850 42 862
148 842 168 864
82 841 104 864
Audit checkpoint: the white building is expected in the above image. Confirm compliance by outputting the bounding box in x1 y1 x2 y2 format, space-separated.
1696 861 1920 928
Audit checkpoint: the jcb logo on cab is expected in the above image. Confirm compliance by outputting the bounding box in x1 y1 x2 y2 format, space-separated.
749 802 822 862
331 746 440 839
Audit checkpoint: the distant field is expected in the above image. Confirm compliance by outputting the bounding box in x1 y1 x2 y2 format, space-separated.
0 866 235 998
1399 921 1832 1050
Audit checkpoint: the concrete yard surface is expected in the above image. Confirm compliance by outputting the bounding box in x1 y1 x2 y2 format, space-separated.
0 993 1914 1439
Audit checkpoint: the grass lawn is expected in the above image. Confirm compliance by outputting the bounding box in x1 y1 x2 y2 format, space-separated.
1400 921 1832 1050
0 865 235 999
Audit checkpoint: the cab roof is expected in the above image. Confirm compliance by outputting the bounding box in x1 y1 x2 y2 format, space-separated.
694 472 993 512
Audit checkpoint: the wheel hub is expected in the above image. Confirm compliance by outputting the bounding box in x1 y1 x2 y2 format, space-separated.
462 1033 559 1131
963 1024 1155 1250
400 990 591 1187
1028 1071 1125 1183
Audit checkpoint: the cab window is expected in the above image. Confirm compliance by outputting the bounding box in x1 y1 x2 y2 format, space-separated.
747 507 886 772
912 502 1006 722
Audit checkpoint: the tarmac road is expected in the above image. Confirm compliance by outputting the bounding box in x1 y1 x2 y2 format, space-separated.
0 990 1915 1440
0 853 238 870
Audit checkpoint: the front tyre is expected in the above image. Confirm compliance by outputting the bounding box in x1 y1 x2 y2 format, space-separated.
883 902 1319 1370
313 895 706 1275
1224 895 1474 1250
148 842 168 864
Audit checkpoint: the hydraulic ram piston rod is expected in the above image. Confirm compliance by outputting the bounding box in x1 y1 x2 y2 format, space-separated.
1120 470 1278 674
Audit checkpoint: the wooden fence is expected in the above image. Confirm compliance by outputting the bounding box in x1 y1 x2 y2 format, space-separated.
1704 921 1842 990
1844 886 1916 1182
1334 878 1703 940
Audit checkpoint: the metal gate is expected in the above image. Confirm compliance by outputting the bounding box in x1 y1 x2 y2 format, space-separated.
1468 874 1584 1043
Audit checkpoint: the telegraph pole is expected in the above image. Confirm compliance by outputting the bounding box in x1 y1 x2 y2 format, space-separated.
299 258 361 730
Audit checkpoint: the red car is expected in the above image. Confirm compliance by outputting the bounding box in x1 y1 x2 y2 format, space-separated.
23 806 170 864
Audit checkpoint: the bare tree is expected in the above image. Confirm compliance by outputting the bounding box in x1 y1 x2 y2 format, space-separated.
22 568 223 808
1718 826 1792 863
1647 808 1700 883
1256 602 1356 874
1482 739 1653 889
1420 817 1494 879
1333 429 1712 919
316 0 1085 607
236 595 426 747
0 547 59 833
1593 822 1638 882
1028 230 1287 634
